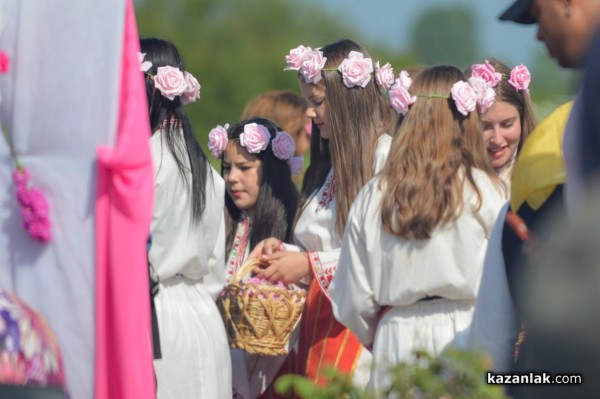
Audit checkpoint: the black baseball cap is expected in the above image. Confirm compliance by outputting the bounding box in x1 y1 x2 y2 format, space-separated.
499 0 536 24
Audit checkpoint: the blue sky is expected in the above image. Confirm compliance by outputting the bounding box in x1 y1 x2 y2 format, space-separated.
319 0 544 67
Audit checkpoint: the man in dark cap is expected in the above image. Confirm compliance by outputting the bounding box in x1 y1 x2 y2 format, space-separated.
499 0 600 68
484 2 600 398
499 0 600 215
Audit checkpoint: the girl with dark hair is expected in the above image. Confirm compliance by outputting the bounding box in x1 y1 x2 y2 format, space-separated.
207 117 299 399
329 65 506 393
248 39 395 387
466 59 536 186
140 38 231 399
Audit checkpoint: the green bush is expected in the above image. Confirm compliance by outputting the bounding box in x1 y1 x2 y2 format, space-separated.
275 348 508 399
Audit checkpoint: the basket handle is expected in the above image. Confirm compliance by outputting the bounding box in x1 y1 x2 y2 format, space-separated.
230 258 267 285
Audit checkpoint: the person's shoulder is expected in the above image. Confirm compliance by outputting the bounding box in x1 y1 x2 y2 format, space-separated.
469 168 507 204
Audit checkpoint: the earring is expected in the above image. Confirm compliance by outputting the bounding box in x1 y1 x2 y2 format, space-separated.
566 6 572 17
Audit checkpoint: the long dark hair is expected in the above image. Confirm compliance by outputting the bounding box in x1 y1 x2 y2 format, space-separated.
222 117 299 255
299 39 394 237
140 37 209 223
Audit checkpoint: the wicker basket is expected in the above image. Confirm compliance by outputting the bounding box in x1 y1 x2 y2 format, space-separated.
216 258 306 356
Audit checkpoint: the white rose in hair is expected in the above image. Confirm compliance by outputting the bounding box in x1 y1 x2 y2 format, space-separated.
154 66 187 101
240 123 270 154
337 51 373 88
468 76 496 114
451 81 478 116
375 62 394 91
181 71 201 105
285 45 311 71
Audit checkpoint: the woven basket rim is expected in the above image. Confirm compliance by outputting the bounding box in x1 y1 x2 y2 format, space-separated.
218 258 306 356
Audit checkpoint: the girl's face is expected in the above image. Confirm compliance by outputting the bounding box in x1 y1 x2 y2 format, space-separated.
481 101 522 170
299 79 331 139
222 142 262 216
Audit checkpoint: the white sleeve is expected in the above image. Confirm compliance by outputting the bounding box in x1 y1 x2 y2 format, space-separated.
330 197 380 347
202 208 227 300
469 203 520 372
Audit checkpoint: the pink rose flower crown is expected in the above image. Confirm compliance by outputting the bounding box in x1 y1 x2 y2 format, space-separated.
283 44 395 94
469 60 532 113
208 122 300 175
386 60 532 117
138 52 201 104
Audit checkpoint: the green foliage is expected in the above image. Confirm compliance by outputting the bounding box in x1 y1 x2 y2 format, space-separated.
133 0 419 170
411 7 479 67
275 348 508 399
135 0 351 168
276 368 366 399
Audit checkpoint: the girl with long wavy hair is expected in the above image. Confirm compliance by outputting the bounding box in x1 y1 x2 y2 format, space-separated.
329 65 506 394
248 39 396 388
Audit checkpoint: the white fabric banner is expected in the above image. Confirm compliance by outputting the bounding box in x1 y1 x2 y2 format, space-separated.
0 1 124 397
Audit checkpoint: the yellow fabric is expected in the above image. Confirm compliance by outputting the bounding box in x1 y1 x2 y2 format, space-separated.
510 101 573 212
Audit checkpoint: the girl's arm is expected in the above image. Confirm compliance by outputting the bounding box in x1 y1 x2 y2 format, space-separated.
330 203 379 348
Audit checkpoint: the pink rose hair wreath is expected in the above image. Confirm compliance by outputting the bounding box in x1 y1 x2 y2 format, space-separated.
208 122 300 174
283 45 531 118
138 52 201 105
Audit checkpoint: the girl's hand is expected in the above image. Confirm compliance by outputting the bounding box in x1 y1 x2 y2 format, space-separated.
248 237 283 259
253 252 310 285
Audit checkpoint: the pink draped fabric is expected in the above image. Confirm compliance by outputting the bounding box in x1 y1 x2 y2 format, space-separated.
94 0 155 398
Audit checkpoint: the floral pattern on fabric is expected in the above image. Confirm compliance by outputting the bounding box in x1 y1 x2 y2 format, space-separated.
0 288 65 387
316 172 335 212
225 214 251 283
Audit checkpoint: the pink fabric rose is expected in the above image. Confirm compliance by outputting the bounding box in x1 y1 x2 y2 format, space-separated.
240 123 270 153
300 49 326 85
375 61 394 91
397 70 413 90
508 64 531 94
471 60 502 87
137 52 152 73
154 66 187 101
181 71 201 105
208 124 229 159
388 75 416 115
469 76 496 114
284 45 311 71
0 50 10 73
337 51 373 88
12 169 52 243
271 131 296 160
288 155 304 176
451 81 478 116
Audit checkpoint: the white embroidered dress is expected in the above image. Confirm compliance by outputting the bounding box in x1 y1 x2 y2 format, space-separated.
330 169 505 393
288 133 392 386
149 129 231 399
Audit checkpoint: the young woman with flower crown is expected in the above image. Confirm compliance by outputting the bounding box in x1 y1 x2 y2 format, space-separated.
328 65 507 394
207 117 299 399
140 38 231 399
466 59 535 187
248 39 396 388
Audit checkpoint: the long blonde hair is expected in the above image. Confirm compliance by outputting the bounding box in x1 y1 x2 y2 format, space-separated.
299 39 394 237
380 65 501 240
